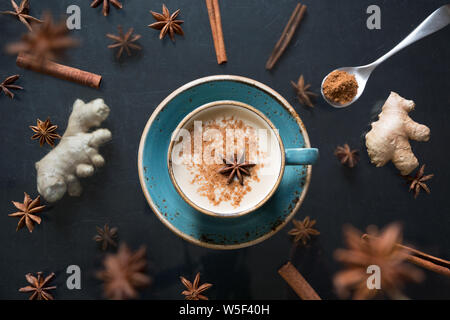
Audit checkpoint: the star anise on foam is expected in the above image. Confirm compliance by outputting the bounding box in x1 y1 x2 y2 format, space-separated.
19 272 56 300
94 224 118 250
0 0 42 31
91 0 123 17
97 243 151 300
0 74 23 99
6 12 78 63
9 192 45 233
107 26 141 59
291 75 318 108
180 272 212 300
218 152 255 185
30 118 62 147
334 144 359 168
288 216 320 246
404 164 433 199
148 4 184 42
333 223 424 300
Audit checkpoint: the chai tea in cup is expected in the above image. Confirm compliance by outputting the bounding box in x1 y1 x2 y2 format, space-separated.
168 101 284 217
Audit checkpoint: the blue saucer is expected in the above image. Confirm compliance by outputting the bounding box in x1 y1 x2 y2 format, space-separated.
138 75 313 249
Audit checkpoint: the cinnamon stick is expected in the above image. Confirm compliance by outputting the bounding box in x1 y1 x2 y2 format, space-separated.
278 262 321 300
362 234 450 277
265 3 307 70
16 53 102 89
407 255 450 277
205 0 227 64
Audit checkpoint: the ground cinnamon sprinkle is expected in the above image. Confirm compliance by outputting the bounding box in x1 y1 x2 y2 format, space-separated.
185 117 263 208
322 70 358 105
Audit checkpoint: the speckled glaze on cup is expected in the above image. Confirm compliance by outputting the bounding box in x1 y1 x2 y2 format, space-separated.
168 100 318 218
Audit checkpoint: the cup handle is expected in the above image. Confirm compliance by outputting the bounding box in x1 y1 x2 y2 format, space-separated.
285 148 319 165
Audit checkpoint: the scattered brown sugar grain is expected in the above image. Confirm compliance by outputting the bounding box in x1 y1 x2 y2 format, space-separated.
322 70 358 105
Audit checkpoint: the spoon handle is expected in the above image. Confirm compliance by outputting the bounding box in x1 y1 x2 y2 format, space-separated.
372 4 450 66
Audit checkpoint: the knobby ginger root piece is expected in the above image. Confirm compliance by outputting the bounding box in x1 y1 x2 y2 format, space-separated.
365 92 430 175
36 99 112 202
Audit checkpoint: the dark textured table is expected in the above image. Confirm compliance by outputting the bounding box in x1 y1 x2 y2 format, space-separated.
0 0 449 300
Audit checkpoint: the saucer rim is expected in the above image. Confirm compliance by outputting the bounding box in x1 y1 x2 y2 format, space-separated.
137 75 312 250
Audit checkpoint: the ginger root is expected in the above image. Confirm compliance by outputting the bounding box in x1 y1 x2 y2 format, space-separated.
365 92 430 175
36 99 112 202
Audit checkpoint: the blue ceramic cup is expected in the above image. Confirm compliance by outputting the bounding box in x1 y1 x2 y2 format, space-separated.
168 100 318 218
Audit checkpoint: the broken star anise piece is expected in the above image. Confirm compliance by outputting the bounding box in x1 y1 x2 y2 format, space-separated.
148 4 184 42
107 26 141 59
6 12 78 63
94 224 118 250
19 272 56 300
291 75 318 108
404 164 434 199
288 216 320 246
180 272 212 300
97 243 151 300
334 223 423 300
91 0 123 17
30 117 62 147
9 192 45 233
334 144 359 168
0 0 42 31
0 74 23 99
218 152 255 185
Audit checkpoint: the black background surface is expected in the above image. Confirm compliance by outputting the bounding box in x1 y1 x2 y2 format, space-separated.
0 0 449 300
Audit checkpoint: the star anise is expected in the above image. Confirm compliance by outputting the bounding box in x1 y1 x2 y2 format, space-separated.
148 4 184 42
218 152 255 185
6 12 78 63
94 224 118 250
0 74 23 99
9 192 45 233
180 272 212 300
404 164 434 199
91 0 123 17
288 216 320 246
19 272 56 300
0 0 42 31
30 118 62 147
334 144 359 168
291 75 318 108
97 243 151 300
106 26 141 59
334 223 423 300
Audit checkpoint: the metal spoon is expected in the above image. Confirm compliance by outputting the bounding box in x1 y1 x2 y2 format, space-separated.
321 4 450 108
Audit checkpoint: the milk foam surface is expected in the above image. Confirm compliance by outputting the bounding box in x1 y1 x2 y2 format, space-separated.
171 103 283 216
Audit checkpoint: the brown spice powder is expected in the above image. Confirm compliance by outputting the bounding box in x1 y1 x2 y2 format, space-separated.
185 117 263 208
322 70 358 105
